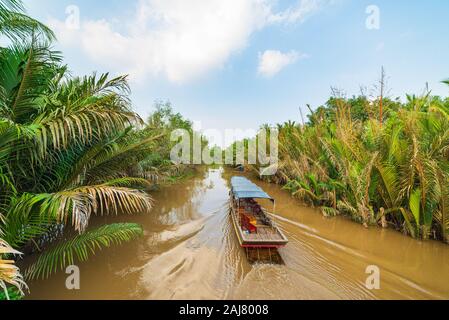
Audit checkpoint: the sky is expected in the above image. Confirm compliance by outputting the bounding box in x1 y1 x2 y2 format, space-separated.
22 0 449 146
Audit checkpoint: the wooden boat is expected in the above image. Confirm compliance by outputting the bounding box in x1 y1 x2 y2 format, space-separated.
229 177 288 249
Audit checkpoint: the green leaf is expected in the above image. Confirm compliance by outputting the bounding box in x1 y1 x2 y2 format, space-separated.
409 188 421 227
25 223 143 280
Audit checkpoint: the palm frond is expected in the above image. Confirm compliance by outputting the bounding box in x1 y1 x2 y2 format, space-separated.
31 106 141 153
25 223 143 280
101 177 152 189
0 0 24 12
0 11 55 42
81 132 165 184
3 193 65 248
435 169 449 243
5 185 152 241
72 185 153 220
0 1 54 42
0 238 27 300
0 41 62 123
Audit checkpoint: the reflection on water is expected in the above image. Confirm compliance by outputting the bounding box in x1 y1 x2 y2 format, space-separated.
26 167 449 300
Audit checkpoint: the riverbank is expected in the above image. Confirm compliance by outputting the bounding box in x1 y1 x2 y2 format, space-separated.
230 90 449 245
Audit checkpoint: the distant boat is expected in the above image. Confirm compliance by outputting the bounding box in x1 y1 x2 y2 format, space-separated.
229 177 288 249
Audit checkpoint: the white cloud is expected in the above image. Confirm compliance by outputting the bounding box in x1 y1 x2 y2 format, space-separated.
268 0 328 24
49 0 328 84
258 50 307 77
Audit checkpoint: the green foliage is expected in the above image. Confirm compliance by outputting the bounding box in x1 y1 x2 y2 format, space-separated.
0 0 55 42
246 89 449 243
0 287 23 300
25 223 143 280
0 0 192 298
142 101 200 183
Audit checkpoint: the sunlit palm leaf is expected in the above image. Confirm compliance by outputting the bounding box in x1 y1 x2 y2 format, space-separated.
71 185 153 221
0 238 26 300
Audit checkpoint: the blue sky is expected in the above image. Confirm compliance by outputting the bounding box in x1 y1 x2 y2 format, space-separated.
23 0 449 144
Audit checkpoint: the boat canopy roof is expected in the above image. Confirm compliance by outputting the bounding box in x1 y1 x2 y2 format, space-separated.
230 177 274 202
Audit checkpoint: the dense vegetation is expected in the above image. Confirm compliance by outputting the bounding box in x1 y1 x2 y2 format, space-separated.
0 0 194 299
245 87 449 244
1 0 448 302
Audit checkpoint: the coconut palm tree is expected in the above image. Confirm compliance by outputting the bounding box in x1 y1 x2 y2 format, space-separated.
0 35 164 298
0 0 53 299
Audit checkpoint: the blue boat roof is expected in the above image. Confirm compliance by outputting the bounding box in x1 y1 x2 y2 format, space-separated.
230 177 274 201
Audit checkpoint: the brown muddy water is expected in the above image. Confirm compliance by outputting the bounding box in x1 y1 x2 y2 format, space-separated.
26 167 449 300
